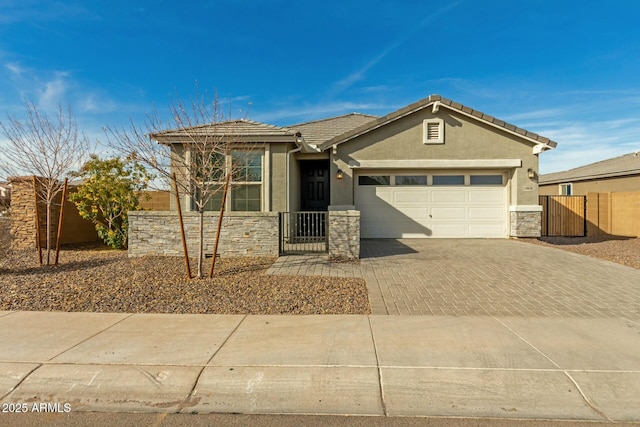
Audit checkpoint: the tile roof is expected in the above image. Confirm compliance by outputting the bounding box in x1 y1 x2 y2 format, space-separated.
151 119 298 142
288 113 379 147
318 94 558 150
539 152 640 184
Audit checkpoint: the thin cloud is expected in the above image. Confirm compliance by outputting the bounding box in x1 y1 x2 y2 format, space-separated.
38 72 69 111
4 62 24 78
329 1 463 97
502 108 568 122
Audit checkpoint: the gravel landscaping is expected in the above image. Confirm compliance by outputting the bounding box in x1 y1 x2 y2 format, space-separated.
522 236 640 270
0 220 370 314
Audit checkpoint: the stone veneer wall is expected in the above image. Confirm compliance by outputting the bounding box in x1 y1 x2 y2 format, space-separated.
328 210 360 259
510 210 542 237
128 211 279 257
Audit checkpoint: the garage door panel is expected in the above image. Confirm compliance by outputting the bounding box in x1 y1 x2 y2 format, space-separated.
393 190 428 204
469 189 504 203
360 205 398 221
394 207 429 219
431 190 466 203
468 206 505 219
359 187 392 203
431 207 466 219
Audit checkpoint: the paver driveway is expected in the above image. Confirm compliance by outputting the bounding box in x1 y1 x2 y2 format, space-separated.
268 239 640 317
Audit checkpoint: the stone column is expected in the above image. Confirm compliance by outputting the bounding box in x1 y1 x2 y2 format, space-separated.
8 176 66 250
509 205 542 237
328 209 360 259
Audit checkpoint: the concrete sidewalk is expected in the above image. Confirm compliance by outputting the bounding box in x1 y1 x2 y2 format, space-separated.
1 311 639 421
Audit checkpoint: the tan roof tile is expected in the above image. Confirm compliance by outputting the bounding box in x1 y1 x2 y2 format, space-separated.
288 113 378 147
151 119 298 142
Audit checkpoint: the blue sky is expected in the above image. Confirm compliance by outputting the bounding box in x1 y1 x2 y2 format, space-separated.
1 1 640 174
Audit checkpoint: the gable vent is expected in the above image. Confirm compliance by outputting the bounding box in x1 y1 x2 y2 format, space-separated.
423 118 444 144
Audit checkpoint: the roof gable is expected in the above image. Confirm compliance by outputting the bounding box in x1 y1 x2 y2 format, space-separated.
540 152 640 184
317 95 558 152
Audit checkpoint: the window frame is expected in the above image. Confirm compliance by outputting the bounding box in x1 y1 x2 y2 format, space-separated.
358 175 391 186
559 183 573 196
395 175 428 186
190 148 264 212
432 174 465 186
470 174 504 186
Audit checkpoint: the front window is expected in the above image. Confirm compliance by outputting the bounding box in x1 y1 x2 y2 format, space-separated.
191 149 263 212
231 151 262 211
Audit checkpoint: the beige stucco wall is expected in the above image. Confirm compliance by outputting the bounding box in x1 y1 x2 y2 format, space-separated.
539 175 640 195
269 143 292 212
330 108 540 206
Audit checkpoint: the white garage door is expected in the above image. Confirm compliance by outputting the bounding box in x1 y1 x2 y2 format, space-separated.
355 173 507 238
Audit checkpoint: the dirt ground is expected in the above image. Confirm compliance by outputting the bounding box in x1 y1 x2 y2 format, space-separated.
0 245 370 314
522 235 640 270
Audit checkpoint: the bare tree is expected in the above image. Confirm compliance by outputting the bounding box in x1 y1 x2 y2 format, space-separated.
109 90 252 278
0 101 91 265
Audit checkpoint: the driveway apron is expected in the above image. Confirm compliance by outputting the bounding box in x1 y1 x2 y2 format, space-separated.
360 239 640 317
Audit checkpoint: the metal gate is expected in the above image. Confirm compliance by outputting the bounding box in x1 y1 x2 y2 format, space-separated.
279 211 328 254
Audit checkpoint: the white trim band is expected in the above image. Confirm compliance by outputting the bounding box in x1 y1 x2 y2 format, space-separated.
348 159 522 169
509 205 543 212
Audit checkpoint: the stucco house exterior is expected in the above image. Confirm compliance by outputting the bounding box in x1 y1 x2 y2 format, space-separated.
129 95 557 258
161 94 556 236
539 152 640 196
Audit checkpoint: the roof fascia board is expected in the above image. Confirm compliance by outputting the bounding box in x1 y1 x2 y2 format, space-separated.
437 103 557 150
153 135 298 145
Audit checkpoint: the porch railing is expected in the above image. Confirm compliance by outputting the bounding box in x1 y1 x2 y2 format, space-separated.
279 211 328 254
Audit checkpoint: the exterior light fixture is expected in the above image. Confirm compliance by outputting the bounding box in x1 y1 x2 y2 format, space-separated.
336 169 344 180
527 168 536 180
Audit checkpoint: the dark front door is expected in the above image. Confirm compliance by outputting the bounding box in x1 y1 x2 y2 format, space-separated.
300 160 329 211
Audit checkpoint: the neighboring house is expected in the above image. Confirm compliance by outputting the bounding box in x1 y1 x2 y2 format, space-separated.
151 94 557 239
539 152 640 196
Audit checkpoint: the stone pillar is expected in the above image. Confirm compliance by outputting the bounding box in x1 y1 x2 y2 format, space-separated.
328 209 360 259
509 205 542 237
9 176 61 250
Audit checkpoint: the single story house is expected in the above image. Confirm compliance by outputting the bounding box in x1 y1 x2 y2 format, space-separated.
129 95 557 259
539 152 640 195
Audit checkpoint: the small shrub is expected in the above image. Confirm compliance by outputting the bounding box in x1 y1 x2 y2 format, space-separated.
70 155 153 249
